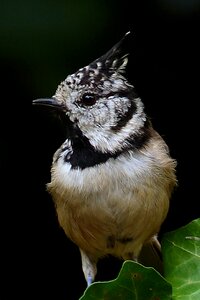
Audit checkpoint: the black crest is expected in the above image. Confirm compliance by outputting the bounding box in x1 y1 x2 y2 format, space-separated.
89 31 131 75
69 31 132 89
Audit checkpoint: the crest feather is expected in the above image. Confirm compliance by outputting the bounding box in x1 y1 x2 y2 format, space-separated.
90 31 131 74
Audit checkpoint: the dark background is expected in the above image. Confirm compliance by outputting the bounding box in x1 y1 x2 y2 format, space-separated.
1 0 200 299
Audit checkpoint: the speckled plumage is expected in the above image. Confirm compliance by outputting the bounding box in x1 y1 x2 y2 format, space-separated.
33 32 177 286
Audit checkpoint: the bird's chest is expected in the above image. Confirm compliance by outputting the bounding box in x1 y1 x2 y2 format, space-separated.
47 152 168 256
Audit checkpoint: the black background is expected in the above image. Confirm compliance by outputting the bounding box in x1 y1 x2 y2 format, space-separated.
1 1 200 299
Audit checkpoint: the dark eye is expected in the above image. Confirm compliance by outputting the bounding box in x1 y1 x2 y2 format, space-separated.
80 93 97 107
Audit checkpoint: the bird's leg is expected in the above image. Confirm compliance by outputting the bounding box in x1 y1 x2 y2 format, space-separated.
138 235 163 274
151 235 161 252
80 249 97 286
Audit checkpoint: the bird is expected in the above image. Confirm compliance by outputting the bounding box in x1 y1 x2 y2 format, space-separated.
33 31 177 286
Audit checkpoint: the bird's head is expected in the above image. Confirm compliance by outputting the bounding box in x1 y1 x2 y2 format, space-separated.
33 32 148 154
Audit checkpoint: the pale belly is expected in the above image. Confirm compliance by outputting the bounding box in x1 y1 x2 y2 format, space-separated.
47 153 171 259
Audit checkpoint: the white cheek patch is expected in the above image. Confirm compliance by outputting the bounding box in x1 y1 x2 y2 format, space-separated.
83 97 146 153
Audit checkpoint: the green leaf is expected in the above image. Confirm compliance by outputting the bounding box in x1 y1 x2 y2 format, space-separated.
162 218 200 300
79 260 172 300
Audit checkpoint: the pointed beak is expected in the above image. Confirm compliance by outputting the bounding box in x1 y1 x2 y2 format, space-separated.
32 98 66 112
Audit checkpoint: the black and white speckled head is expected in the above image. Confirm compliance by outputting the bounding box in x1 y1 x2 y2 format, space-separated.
41 32 148 154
